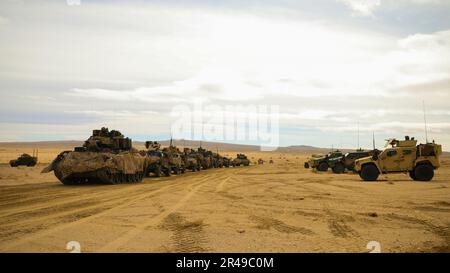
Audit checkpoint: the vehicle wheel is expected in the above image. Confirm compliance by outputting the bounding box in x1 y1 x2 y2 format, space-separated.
359 164 379 181
163 168 171 177
332 163 345 174
413 164 434 181
409 171 416 180
317 162 328 172
304 162 309 169
154 165 161 177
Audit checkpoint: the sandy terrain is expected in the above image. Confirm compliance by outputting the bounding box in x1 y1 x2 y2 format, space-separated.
0 148 449 253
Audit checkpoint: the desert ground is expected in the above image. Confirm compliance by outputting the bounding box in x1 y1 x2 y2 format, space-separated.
0 146 449 253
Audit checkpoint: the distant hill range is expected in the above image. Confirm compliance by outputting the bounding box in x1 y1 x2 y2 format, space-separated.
0 139 448 155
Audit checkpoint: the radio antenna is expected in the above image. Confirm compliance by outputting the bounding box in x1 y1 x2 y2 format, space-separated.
423 100 429 143
357 121 360 150
372 132 376 150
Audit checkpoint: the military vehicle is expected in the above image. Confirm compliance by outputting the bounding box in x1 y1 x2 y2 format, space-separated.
269 159 274 164
304 150 344 172
183 148 201 172
162 145 185 175
10 152 38 167
354 136 442 182
197 147 213 169
143 141 170 177
222 157 233 167
42 128 146 185
233 154 250 166
257 158 264 165
328 150 373 174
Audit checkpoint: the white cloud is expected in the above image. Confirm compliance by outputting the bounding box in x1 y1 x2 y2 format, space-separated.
337 0 381 16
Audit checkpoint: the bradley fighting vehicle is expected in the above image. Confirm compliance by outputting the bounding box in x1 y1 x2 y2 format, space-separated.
162 144 185 175
183 148 201 172
197 147 213 169
42 128 146 185
143 141 170 177
233 154 250 166
354 136 442 182
10 152 38 167
304 150 344 172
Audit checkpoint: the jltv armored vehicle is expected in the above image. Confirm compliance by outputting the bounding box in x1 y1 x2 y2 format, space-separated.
304 150 344 172
327 150 373 174
354 136 442 182
10 153 38 167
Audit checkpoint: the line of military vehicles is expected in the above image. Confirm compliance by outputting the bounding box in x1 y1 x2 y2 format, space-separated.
9 128 443 184
37 128 250 185
304 136 442 182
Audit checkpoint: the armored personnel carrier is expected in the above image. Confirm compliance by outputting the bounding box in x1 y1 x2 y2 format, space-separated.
42 128 146 185
197 147 213 169
304 150 343 172
10 153 38 167
233 154 250 166
183 148 201 172
354 136 442 182
143 141 170 177
162 145 185 175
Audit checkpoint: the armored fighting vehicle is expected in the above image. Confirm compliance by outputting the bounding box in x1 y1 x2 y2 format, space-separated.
42 128 146 185
354 136 442 182
197 147 213 169
304 150 344 172
328 150 373 174
143 141 170 177
233 154 250 166
183 148 201 172
162 145 185 175
10 153 38 167
257 158 264 165
222 157 233 167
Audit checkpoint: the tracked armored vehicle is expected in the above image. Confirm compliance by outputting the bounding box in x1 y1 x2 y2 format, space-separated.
233 154 250 166
143 141 169 177
183 148 201 172
42 128 146 185
162 145 185 175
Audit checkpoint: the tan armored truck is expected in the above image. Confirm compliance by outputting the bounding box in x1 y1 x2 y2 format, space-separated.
354 136 442 182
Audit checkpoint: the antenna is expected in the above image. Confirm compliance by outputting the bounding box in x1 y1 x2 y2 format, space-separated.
372 132 376 150
423 100 429 143
170 135 173 147
357 121 360 150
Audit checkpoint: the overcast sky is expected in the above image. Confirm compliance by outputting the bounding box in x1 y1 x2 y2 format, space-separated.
0 0 449 149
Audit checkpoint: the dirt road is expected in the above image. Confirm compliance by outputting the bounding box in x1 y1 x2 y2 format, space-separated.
0 154 449 253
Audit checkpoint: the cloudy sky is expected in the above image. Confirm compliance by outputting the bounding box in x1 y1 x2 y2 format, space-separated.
0 0 449 149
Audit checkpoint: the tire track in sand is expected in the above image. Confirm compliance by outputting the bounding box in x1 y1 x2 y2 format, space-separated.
97 173 218 252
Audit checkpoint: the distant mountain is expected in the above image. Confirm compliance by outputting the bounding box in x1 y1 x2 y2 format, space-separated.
0 139 448 155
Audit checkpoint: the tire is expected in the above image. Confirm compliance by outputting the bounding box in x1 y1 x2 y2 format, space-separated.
413 164 434 181
317 162 328 172
163 168 171 177
409 171 416 180
154 165 161 177
304 162 309 169
332 163 345 174
359 164 379 181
